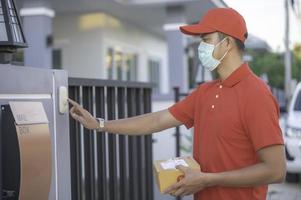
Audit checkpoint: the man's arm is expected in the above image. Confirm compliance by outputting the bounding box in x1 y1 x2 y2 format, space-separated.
207 144 286 187
68 98 182 135
102 109 183 135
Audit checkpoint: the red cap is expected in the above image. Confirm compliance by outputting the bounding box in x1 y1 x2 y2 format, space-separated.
180 8 248 42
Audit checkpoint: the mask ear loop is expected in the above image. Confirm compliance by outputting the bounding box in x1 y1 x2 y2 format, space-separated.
217 37 230 62
215 36 228 47
219 49 229 62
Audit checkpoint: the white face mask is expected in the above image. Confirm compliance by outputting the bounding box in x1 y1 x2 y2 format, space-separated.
198 37 229 71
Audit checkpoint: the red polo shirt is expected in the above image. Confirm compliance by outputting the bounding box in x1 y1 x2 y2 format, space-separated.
168 63 284 200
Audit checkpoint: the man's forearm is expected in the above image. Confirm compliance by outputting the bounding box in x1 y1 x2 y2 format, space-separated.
100 110 168 136
206 162 285 187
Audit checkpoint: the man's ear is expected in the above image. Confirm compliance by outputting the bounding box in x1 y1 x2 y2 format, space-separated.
226 36 235 50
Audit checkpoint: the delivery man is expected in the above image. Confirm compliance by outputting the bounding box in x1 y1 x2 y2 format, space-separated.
68 7 286 200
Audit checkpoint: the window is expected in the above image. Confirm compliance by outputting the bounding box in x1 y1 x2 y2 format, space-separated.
105 47 138 81
148 59 161 94
294 91 301 111
0 1 8 41
52 49 62 69
115 50 123 80
188 56 195 89
106 48 114 79
125 53 137 81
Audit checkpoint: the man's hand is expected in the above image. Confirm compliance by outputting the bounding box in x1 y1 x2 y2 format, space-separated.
68 98 99 130
163 165 209 197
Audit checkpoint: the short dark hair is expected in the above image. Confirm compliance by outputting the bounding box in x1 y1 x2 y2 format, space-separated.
217 32 245 52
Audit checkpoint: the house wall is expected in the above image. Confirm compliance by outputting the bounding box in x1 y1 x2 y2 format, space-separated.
53 12 169 94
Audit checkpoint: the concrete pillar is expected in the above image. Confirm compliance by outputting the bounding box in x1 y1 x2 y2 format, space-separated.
164 5 188 93
20 2 55 69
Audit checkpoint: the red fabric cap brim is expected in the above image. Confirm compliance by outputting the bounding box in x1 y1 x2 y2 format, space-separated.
180 24 216 35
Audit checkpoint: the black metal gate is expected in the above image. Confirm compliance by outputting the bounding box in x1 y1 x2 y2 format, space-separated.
68 78 154 200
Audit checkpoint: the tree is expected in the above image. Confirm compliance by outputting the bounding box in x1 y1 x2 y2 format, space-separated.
292 44 301 83
247 44 301 89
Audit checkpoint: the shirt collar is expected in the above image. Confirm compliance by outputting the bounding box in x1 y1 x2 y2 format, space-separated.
218 63 252 88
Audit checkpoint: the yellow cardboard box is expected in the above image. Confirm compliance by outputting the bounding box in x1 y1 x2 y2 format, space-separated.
153 156 200 193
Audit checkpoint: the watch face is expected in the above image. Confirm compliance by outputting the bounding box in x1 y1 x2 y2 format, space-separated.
98 118 104 128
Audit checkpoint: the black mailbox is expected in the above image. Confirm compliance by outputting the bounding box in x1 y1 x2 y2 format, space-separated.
1 102 52 200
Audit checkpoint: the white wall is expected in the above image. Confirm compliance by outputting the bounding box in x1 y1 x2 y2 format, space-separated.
53 14 104 79
53 12 170 94
152 100 194 159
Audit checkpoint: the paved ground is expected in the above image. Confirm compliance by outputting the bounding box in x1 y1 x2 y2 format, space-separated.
155 181 301 200
267 181 301 200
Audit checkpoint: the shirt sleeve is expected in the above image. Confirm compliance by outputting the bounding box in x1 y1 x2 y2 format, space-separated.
244 92 284 152
167 87 199 129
